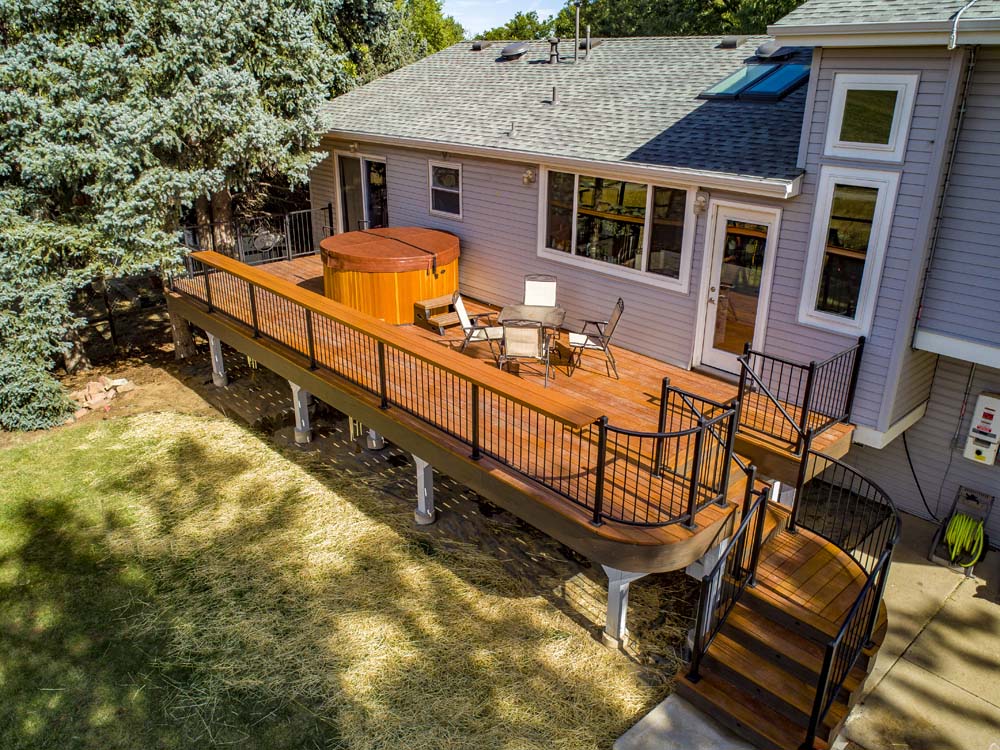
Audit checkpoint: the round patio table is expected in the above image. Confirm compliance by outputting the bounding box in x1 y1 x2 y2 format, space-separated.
497 304 566 329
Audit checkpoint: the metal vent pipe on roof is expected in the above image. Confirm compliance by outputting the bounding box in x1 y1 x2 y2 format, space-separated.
548 37 560 64
585 25 591 59
574 2 581 62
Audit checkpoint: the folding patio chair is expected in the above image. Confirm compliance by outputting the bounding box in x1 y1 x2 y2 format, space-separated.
498 319 553 387
523 274 557 307
453 292 502 359
568 298 624 379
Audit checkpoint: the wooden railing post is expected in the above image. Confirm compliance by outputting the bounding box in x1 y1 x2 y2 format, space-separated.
377 342 389 409
471 384 481 460
305 310 317 369
684 419 706 530
248 282 259 338
798 360 818 454
790 431 814 533
845 336 866 420
653 377 670 476
591 417 609 526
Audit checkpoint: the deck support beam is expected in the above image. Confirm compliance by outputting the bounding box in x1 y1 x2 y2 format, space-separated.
289 381 312 444
601 565 646 647
208 333 228 387
413 455 436 525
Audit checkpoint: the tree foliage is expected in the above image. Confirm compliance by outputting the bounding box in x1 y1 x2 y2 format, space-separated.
480 11 554 40
403 0 465 51
0 0 457 430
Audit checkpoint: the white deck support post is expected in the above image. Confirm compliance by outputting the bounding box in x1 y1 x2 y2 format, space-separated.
601 565 647 647
207 332 227 387
413 455 435 525
289 381 312 444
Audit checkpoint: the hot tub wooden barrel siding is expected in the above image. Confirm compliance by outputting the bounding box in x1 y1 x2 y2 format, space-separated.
319 227 460 325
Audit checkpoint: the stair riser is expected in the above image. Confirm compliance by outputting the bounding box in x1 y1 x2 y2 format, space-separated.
677 681 799 750
703 653 813 729
743 589 833 643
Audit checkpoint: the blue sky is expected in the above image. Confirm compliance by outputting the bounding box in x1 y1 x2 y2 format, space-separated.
443 0 559 35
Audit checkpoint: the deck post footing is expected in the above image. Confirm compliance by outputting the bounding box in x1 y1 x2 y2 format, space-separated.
208 333 228 387
413 454 436 525
289 381 312 444
601 565 646 647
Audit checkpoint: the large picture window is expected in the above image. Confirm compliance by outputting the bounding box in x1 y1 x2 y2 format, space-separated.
799 166 900 336
541 169 691 290
824 73 919 163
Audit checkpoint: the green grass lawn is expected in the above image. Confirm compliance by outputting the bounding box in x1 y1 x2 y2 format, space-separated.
0 413 657 749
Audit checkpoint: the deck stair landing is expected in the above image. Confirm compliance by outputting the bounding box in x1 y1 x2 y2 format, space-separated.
677 526 885 750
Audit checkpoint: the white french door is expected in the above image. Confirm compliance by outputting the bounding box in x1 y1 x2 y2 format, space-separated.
697 202 781 374
336 153 388 233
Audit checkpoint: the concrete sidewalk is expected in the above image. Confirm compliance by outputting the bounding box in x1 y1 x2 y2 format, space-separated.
614 512 999 750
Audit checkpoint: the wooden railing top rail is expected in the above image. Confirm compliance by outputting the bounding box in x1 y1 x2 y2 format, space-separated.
189 251 604 428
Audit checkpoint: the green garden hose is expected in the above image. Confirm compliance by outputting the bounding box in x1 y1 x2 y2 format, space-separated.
944 513 985 567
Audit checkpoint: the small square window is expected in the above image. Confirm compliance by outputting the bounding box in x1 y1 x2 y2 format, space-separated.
428 161 462 218
825 73 919 163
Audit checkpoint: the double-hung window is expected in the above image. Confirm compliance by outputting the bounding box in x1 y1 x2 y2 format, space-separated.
825 73 919 162
799 165 901 336
428 161 462 218
541 169 692 291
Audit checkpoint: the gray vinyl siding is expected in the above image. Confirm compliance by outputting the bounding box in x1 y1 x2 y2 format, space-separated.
847 356 1000 548
917 47 1000 350
308 150 336 247
312 137 705 368
762 47 962 431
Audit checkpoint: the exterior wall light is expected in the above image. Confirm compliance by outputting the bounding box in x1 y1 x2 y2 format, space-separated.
523 169 537 185
694 190 710 214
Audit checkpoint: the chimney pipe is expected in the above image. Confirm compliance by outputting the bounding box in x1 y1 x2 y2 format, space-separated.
574 2 580 63
548 37 560 64
551 86 558 104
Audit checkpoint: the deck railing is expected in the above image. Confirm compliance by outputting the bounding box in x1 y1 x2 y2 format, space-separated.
793 439 900 749
736 338 865 453
172 251 744 529
181 204 334 266
687 471 766 682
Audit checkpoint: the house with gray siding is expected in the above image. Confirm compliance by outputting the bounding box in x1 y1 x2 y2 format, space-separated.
308 0 1000 551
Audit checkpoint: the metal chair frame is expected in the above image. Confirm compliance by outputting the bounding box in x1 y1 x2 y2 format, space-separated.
568 297 624 379
497 319 554 387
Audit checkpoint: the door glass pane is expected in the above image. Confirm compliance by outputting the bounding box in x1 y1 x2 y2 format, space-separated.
815 183 878 318
713 221 768 356
545 171 574 252
576 175 646 270
366 160 388 228
339 156 364 231
839 89 898 144
648 186 686 278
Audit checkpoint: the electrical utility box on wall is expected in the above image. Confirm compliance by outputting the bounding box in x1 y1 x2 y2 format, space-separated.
963 392 1000 465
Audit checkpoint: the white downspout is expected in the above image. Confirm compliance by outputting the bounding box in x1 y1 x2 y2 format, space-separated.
949 0 981 49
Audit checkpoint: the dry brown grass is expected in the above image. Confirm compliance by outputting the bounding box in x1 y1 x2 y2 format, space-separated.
94 412 663 748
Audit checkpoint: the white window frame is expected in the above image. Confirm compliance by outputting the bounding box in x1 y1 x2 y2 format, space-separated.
798 165 901 336
428 160 463 219
535 166 696 294
824 73 919 163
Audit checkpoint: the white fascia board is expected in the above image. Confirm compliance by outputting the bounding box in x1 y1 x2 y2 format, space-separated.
853 401 927 449
913 329 1000 369
320 129 803 200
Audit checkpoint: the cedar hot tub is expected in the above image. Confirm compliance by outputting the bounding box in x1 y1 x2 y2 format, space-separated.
319 227 460 325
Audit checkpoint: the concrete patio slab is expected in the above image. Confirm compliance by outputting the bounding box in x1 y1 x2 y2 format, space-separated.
613 694 757 750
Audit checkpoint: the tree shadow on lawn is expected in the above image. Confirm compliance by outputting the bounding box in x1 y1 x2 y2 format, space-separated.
2 418 658 749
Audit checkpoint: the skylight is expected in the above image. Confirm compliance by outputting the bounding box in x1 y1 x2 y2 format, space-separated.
699 62 810 102
699 64 778 99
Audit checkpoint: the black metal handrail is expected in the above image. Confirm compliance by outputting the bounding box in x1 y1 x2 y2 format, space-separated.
181 203 334 266
736 338 865 454
688 471 766 682
172 258 744 530
793 437 900 749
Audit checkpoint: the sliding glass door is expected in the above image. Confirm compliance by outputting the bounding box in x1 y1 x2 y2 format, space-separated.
338 154 388 232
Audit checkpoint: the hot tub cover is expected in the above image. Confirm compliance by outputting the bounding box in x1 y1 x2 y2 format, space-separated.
320 227 460 273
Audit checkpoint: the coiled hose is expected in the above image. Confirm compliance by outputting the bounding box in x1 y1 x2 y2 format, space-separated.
945 513 985 567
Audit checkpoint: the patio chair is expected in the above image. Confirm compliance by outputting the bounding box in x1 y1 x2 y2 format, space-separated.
568 298 624 379
498 320 553 387
453 292 502 358
523 274 557 307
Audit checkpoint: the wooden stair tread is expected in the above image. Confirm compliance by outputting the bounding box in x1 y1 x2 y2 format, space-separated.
678 671 830 750
415 294 454 309
745 581 842 641
427 311 460 326
724 602 867 693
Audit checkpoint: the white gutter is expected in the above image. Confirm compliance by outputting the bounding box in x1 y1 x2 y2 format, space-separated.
769 17 1000 47
321 129 804 200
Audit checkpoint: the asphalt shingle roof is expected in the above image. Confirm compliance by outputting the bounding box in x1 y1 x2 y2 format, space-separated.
774 0 1000 27
319 37 812 182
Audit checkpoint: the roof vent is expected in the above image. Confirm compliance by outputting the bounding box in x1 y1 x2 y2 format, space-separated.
755 40 793 59
471 40 491 51
499 41 529 61
548 37 561 64
718 36 741 49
